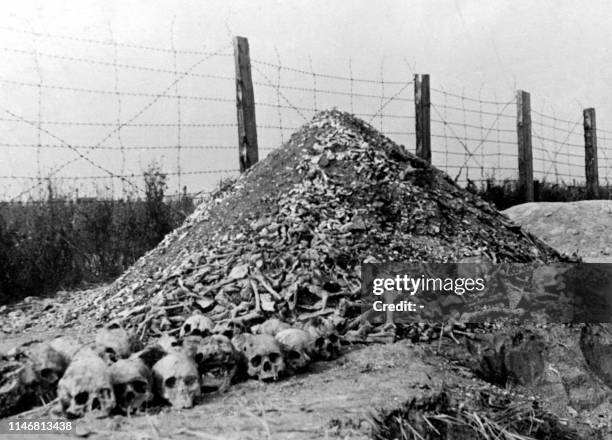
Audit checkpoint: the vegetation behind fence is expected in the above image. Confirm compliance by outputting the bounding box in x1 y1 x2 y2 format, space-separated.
0 166 197 305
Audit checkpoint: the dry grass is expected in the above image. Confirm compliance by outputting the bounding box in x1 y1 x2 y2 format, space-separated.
469 177 612 210
373 387 589 440
0 166 197 305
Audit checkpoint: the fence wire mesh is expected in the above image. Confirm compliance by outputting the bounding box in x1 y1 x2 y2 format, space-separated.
1 27 611 203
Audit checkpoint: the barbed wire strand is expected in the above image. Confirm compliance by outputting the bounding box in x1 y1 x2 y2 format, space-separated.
478 87 484 179
6 42 233 201
274 47 284 144
431 95 516 181
0 143 236 151
109 25 126 197
0 25 233 56
379 59 385 132
24 22 44 195
1 46 234 82
308 56 318 113
368 80 413 124
251 64 309 121
494 90 502 175
170 17 182 194
348 58 354 113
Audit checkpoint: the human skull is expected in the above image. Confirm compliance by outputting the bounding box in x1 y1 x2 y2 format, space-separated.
302 317 342 360
180 335 204 359
95 324 132 364
109 357 152 414
233 334 285 381
49 336 82 366
0 361 31 418
213 320 245 339
194 335 240 392
152 353 200 408
57 348 115 419
23 342 67 396
253 318 291 337
158 333 182 354
180 313 214 338
275 329 312 372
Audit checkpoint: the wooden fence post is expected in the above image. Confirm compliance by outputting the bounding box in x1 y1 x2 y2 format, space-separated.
516 90 534 202
233 36 258 172
583 108 599 199
414 74 431 163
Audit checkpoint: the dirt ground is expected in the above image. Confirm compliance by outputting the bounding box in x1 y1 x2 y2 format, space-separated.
503 200 612 262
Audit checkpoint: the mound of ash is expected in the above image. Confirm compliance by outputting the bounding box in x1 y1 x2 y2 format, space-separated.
84 109 564 338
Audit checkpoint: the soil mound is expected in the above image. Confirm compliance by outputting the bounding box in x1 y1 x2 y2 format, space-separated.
80 109 565 337
503 200 612 262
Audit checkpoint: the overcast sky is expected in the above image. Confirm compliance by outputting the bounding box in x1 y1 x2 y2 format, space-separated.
1 0 611 199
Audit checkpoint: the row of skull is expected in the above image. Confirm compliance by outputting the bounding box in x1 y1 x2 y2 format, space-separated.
5 314 342 419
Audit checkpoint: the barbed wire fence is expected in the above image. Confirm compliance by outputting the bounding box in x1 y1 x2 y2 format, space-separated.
0 28 611 205
0 25 240 203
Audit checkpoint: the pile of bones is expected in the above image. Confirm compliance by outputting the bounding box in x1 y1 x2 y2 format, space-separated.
0 109 563 419
1 313 348 418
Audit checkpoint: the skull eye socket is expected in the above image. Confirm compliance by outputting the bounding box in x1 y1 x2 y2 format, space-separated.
328 334 339 343
269 353 280 363
132 381 148 394
115 384 126 395
39 368 57 381
74 391 89 405
105 348 117 362
250 355 262 367
183 375 197 386
195 353 204 364
287 350 301 360
183 324 192 334
315 337 325 348
164 377 177 388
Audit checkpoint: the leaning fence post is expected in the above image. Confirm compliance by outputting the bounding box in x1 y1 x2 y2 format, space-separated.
233 36 259 172
583 108 599 199
516 90 534 202
414 74 431 163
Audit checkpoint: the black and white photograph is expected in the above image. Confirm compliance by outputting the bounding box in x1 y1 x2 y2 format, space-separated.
0 1 611 438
